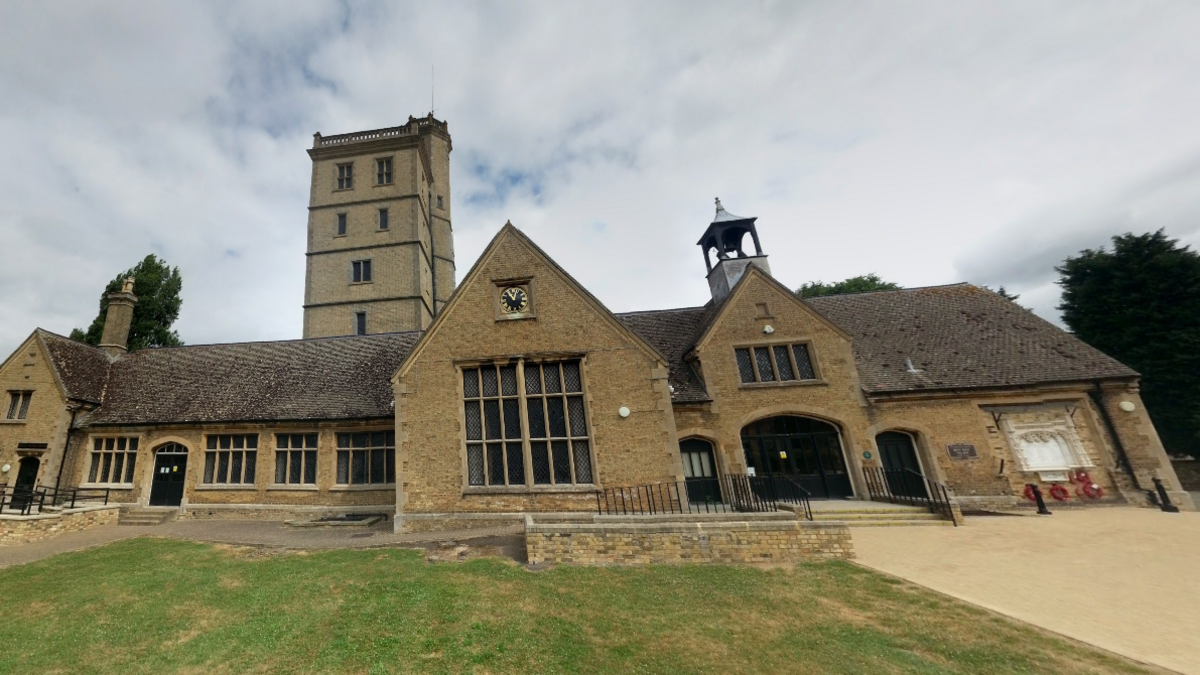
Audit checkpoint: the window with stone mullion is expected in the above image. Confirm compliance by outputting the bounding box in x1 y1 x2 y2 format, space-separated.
464 364 523 487
86 436 139 485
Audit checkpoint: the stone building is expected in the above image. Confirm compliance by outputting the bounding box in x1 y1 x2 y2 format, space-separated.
0 116 1191 532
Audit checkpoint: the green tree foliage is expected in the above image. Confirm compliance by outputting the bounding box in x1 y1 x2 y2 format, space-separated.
1057 230 1200 458
986 286 1020 302
797 274 901 298
70 254 184 350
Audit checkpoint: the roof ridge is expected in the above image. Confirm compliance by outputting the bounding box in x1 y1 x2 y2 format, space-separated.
802 282 972 300
614 306 708 317
111 330 425 354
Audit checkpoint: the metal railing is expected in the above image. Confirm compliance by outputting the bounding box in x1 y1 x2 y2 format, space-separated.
596 474 793 516
862 467 958 526
0 486 46 516
767 475 814 521
42 486 111 509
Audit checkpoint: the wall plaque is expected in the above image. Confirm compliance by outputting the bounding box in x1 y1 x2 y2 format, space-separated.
947 443 978 460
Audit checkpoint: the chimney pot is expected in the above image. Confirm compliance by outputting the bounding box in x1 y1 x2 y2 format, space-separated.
99 278 138 356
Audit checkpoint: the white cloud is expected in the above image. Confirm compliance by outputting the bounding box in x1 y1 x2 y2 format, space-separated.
2 1 1200 357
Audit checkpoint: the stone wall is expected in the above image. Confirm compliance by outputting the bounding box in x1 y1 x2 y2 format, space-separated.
525 514 854 565
0 505 119 545
177 503 394 521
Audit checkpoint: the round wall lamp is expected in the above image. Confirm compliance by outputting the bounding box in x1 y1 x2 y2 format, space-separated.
1 464 10 474
1118 401 1136 412
618 406 630 418
763 325 775 334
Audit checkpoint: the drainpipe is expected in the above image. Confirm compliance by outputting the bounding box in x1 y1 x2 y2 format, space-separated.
53 402 89 491
1087 381 1134 480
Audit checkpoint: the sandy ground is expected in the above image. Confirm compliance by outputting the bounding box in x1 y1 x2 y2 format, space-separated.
852 507 1200 674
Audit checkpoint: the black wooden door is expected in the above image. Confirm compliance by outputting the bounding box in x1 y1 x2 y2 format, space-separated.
680 439 721 504
741 416 854 499
11 458 40 510
876 432 929 499
149 454 187 506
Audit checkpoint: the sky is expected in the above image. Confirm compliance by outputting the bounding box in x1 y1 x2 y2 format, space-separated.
2 1 1200 358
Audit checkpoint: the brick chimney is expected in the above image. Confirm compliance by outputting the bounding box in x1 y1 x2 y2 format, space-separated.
99 278 137 356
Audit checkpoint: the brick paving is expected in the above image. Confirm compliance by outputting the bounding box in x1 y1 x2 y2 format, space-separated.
853 507 1200 675
0 519 524 569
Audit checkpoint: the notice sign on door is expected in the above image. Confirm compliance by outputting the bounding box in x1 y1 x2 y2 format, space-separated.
946 443 978 460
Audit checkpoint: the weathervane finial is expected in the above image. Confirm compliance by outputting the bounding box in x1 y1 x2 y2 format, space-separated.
715 197 724 213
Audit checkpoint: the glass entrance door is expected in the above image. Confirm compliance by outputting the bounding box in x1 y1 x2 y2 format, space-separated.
679 438 721 504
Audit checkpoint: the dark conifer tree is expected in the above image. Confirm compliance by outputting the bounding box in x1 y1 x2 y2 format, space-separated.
70 254 184 350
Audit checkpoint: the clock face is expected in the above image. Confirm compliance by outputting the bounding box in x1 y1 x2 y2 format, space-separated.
500 286 529 314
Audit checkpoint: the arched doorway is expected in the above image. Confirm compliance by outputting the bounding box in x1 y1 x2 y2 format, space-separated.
11 457 40 510
148 442 188 507
875 431 929 499
741 416 852 499
679 438 721 504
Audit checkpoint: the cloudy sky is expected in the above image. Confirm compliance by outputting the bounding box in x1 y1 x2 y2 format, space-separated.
2 1 1200 357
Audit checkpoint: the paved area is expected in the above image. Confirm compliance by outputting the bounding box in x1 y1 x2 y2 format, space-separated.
852 507 1200 675
0 519 525 569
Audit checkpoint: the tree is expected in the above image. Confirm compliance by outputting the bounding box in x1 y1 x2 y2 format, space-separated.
797 274 901 298
71 254 184 350
986 286 1020 302
1056 230 1200 458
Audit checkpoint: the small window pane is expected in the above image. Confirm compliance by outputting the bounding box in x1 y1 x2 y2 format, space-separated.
735 348 756 383
552 441 572 484
547 397 567 437
106 438 116 451
217 452 229 483
793 344 816 380
204 453 216 483
17 393 31 419
101 454 112 483
544 365 562 394
337 451 350 483
233 436 244 450
385 448 395 483
378 208 389 230
371 432 386 447
275 451 287 483
531 442 551 484
463 369 479 398
482 368 498 397
754 347 775 382
467 444 485 485
524 364 542 394
337 433 351 449
117 438 127 452
353 433 369 448
572 440 592 484
289 451 302 484
506 442 524 485
93 438 103 452
304 451 317 484
567 397 587 437
563 361 582 392
124 455 137 483
207 436 217 450
88 454 100 483
277 435 289 449
527 399 546 438
244 452 257 484
464 401 482 440
351 450 367 484
231 452 244 483
305 434 317 449
484 400 501 439
500 365 517 396
112 455 125 483
130 438 139 451
370 449 386 484
487 443 505 485
774 346 795 380
503 399 522 439
220 435 231 450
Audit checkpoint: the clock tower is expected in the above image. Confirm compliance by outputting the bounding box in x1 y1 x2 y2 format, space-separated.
697 198 771 304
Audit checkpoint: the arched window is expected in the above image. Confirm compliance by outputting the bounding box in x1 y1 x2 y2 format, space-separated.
740 416 852 499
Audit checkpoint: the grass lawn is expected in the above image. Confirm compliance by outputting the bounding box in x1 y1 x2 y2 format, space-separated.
0 538 1154 675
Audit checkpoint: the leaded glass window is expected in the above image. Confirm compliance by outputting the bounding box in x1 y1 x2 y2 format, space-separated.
202 434 257 485
275 433 318 485
461 359 593 488
335 432 395 485
735 343 820 384
86 436 139 485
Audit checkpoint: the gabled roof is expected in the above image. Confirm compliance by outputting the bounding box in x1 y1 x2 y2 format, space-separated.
617 283 1137 402
83 332 421 426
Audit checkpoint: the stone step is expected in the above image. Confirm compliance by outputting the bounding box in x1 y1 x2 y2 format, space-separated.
118 509 177 526
813 511 942 521
845 519 955 527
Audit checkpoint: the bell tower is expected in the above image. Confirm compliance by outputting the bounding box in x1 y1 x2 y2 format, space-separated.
697 199 771 303
302 115 455 338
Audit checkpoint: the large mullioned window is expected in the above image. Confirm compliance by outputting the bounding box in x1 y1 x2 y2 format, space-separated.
336 432 395 485
87 437 138 485
462 359 593 488
735 343 817 384
203 434 258 485
275 434 318 485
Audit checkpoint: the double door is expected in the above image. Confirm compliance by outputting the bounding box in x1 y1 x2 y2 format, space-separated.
875 432 929 499
742 431 852 499
148 453 188 506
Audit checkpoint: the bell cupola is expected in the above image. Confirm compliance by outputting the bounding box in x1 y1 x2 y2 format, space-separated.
697 198 772 303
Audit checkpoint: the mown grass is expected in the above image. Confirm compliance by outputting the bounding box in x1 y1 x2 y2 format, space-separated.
0 538 1153 674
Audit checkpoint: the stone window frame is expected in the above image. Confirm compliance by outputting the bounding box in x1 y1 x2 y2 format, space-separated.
457 355 598 495
4 390 33 421
1001 412 1094 474
271 432 320 489
332 431 395 489
200 434 259 487
350 258 373 284
731 339 822 388
375 156 393 185
335 162 354 191
436 195 444 210
82 435 140 487
377 207 389 231
335 212 347 237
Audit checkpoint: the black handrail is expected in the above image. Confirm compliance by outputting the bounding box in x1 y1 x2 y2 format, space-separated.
596 474 782 516
0 486 47 516
862 466 959 526
770 475 814 521
40 486 111 509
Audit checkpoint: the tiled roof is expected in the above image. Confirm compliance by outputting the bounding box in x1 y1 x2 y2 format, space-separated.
804 284 1136 393
617 284 1137 402
616 308 712 403
86 332 421 425
37 330 112 404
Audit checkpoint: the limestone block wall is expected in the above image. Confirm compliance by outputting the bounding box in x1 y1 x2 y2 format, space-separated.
0 505 119 545
525 515 854 565
0 335 70 492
